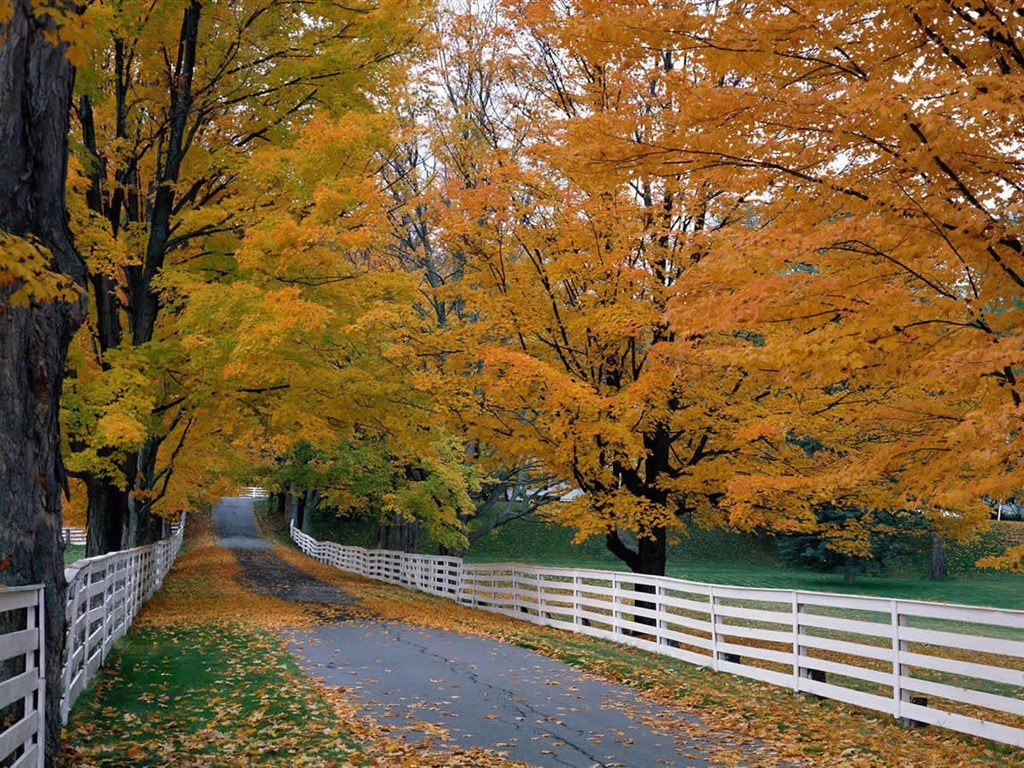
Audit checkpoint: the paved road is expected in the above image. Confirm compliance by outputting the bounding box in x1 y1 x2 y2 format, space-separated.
214 498 770 767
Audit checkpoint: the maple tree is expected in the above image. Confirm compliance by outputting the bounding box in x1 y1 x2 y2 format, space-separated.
555 0 1022 563
382 1 828 578
406 0 1024 574
63 0 425 553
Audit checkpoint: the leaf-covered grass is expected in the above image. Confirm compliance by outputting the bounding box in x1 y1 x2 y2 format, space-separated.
63 624 360 766
63 510 533 768
62 513 360 767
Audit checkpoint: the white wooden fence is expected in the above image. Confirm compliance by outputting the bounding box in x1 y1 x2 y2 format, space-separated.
61 517 185 721
0 585 47 768
0 517 185 767
61 527 87 547
291 524 1024 749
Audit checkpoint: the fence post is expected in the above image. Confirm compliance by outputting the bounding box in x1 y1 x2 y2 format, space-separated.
102 560 113 662
792 592 801 691
537 570 545 621
612 575 622 635
656 580 665 646
512 566 520 614
34 586 45 768
573 571 581 628
709 586 719 671
892 599 903 719
61 577 76 724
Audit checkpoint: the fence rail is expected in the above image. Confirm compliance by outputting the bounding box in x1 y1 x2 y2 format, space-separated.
0 585 46 768
61 527 86 547
61 517 185 722
0 516 185 767
291 524 1024 749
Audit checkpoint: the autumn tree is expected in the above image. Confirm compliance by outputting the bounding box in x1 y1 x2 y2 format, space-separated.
65 0 424 553
401 0 811 578
371 5 582 549
553 1 1021 560
432 1 1021 573
166 83 490 553
0 1 86 761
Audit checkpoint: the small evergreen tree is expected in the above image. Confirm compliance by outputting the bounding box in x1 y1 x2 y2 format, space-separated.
775 506 927 585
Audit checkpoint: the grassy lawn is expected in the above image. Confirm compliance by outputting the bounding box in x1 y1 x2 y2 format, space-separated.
63 624 360 766
463 516 1024 610
64 545 86 565
312 510 1024 608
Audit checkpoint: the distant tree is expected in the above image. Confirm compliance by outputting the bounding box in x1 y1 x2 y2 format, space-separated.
775 506 927 585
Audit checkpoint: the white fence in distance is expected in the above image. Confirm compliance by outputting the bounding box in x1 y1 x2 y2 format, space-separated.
61 527 87 547
291 523 1024 749
0 585 47 768
61 517 185 722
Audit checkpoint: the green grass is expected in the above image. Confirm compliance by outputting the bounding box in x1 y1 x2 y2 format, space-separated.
465 518 1024 609
64 623 361 766
64 545 86 565
309 507 1024 610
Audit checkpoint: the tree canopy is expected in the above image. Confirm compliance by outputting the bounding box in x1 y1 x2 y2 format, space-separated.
23 0 1023 581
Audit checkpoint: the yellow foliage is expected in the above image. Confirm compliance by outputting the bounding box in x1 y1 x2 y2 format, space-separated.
0 233 81 306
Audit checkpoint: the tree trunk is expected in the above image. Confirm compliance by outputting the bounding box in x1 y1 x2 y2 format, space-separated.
303 489 321 536
0 2 87 762
844 565 858 586
80 1 202 553
926 532 947 581
121 438 164 548
125 0 200 347
288 494 301 532
636 529 667 576
605 527 666 629
376 523 391 549
392 514 420 554
632 530 666 629
85 475 127 556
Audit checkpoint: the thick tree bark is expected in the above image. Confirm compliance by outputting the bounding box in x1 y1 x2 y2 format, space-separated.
0 1 87 762
85 475 128 556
